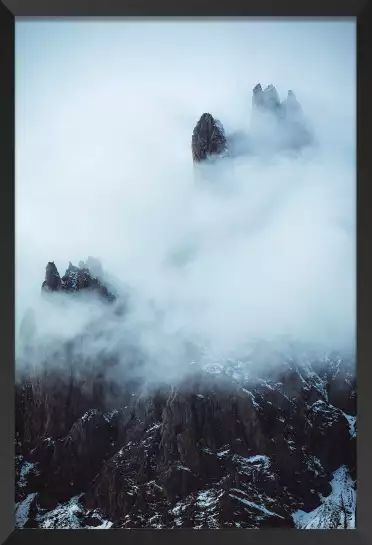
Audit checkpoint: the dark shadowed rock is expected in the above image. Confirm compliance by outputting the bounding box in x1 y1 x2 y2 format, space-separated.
51 409 119 496
305 401 354 473
191 113 228 163
326 358 356 415
42 262 62 292
15 350 356 528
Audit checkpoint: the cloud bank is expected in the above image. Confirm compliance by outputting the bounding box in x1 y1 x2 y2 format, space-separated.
15 19 356 380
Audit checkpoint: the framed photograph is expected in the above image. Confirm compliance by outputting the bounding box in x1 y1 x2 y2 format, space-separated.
1 3 370 545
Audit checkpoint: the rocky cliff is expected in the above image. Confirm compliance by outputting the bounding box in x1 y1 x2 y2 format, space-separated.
15 262 356 529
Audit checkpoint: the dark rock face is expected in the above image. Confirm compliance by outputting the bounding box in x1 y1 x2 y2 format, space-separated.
49 409 119 502
326 359 357 416
15 320 356 528
42 262 62 292
192 113 228 163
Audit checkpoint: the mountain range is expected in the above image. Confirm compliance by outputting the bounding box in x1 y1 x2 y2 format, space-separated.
15 84 356 530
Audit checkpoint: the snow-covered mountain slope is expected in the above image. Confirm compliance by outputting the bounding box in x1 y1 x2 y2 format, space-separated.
293 466 356 529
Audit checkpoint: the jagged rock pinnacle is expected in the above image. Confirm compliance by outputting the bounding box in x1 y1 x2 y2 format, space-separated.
252 83 281 114
191 113 228 163
251 83 313 151
41 260 115 301
42 261 62 292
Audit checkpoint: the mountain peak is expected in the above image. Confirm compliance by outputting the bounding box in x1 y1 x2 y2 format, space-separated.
191 113 228 163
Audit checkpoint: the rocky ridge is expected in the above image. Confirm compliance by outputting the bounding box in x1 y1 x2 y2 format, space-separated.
42 259 116 301
15 262 356 529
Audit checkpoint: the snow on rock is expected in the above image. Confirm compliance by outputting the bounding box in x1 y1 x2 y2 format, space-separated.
89 520 113 529
246 455 271 469
15 493 37 528
342 412 356 438
197 489 221 509
304 455 325 478
229 494 284 520
38 495 85 529
18 460 38 488
292 466 356 529
216 449 230 458
37 495 115 529
233 454 271 474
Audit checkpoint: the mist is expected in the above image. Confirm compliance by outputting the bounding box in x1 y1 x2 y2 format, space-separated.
15 19 356 382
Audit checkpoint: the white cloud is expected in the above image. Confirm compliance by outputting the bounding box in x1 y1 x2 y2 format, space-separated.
15 19 356 381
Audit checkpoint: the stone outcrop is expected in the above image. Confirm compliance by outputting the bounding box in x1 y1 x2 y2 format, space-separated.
191 113 228 163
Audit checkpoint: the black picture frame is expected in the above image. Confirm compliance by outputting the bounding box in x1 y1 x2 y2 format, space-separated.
1 2 371 545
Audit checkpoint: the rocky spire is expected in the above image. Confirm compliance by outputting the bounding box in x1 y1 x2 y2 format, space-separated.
252 83 264 108
263 84 281 112
191 113 228 163
282 89 304 118
42 261 62 293
252 83 280 114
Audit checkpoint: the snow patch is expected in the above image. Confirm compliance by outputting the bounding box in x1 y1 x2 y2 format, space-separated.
342 412 356 438
15 493 37 528
217 449 230 457
246 455 270 469
90 520 113 529
229 494 284 519
18 460 38 488
241 388 261 410
197 489 222 509
147 422 161 432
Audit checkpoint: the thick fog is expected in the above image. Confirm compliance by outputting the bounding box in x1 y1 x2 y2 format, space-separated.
15 19 356 380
